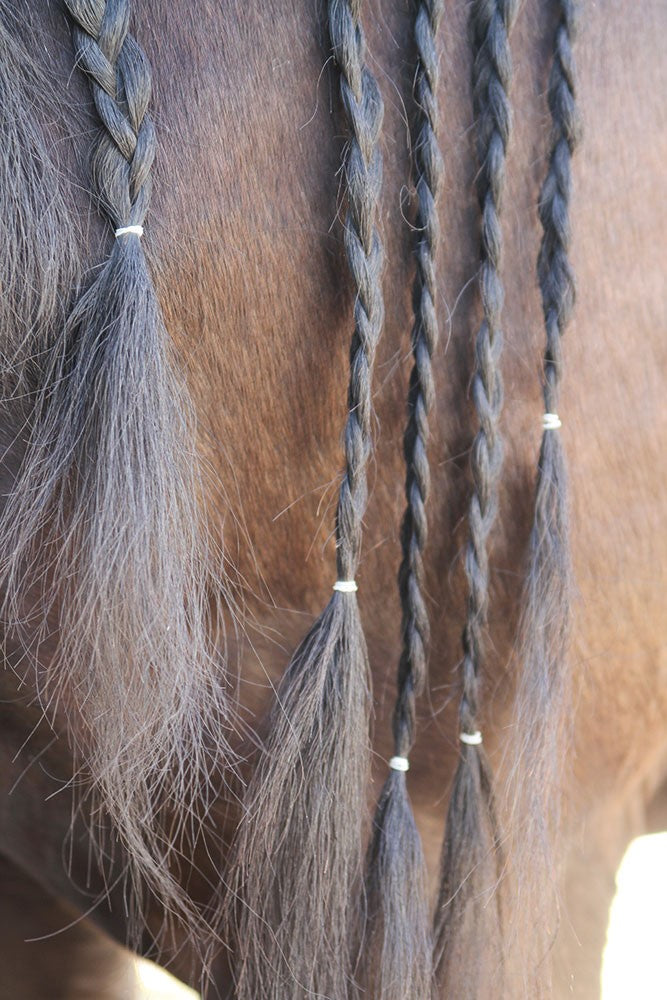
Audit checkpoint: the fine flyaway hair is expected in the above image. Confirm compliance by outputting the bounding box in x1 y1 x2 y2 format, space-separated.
0 0 234 946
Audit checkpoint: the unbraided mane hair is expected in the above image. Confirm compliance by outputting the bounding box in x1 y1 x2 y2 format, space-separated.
0 1 78 389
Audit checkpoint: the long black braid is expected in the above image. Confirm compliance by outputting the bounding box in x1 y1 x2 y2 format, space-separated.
226 1 386 997
362 2 444 997
434 0 518 991
506 0 581 986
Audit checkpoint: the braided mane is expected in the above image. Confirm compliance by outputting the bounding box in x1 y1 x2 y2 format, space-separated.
434 2 518 991
226 2 386 997
505 0 581 984
362 2 444 997
0 0 232 942
0 1 583 995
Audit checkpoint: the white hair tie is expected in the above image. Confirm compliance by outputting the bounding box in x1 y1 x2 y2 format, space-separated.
114 224 144 238
460 730 483 746
389 756 409 772
332 580 357 593
542 412 562 430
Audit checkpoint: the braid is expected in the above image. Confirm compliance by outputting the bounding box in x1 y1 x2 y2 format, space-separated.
434 0 518 989
65 0 154 233
506 0 581 982
538 0 580 418
226 2 385 996
396 0 443 788
0 0 228 943
461 0 516 748
362 3 444 996
331 0 385 583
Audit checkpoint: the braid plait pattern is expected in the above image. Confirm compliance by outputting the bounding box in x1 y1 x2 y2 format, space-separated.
395 0 444 760
359 8 443 996
460 0 517 741
223 5 385 997
433 3 518 988
0 0 232 950
538 0 581 414
329 0 385 582
503 4 581 982
64 0 155 230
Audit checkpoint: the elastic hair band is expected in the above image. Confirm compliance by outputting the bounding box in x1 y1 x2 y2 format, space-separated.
460 730 483 746
389 756 409 772
114 224 144 238
332 580 358 593
542 412 562 430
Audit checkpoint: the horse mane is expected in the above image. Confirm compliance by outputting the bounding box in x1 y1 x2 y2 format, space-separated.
0 0 235 954
0 0 579 996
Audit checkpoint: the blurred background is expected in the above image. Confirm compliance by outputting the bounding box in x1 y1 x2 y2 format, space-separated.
601 833 667 999
135 832 667 998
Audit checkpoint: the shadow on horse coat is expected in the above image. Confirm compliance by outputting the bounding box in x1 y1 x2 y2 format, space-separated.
0 1 665 998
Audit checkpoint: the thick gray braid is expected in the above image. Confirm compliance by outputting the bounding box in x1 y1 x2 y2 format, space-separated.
64 0 155 232
538 0 580 412
394 0 444 760
459 0 518 741
328 0 384 583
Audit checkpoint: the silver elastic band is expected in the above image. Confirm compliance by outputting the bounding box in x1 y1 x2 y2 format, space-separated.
542 412 562 430
332 580 358 593
389 756 409 772
114 224 144 238
460 730 483 746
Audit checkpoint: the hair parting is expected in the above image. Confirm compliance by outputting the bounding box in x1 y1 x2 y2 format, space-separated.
0 0 234 944
361 2 444 998
224 1 385 996
433 1 519 993
504 0 581 984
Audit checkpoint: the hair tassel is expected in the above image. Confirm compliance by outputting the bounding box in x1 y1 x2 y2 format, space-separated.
361 2 444 997
225 2 385 997
0 0 229 942
504 0 581 984
434 1 519 994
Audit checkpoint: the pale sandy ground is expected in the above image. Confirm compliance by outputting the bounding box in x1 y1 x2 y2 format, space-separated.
135 832 667 998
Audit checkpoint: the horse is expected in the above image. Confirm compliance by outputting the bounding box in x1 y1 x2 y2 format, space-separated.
0 0 665 997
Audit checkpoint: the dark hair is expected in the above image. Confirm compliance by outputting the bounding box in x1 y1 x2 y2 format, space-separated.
0 0 233 944
362 2 443 998
225 1 386 996
503 0 581 986
0 0 581 994
432 1 518 994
